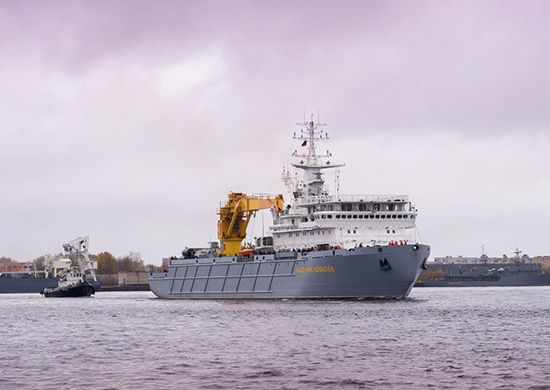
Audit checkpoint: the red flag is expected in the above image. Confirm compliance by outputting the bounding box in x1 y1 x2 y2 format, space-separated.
301 140 307 147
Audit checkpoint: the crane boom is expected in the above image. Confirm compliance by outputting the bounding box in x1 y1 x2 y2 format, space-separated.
217 192 284 256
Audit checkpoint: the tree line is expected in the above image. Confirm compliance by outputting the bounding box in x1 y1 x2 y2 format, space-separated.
91 252 162 274
1 253 161 274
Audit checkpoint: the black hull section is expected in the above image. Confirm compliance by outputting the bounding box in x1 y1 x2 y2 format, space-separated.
41 282 95 298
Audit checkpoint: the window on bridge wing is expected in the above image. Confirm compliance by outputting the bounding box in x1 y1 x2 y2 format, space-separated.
341 203 353 211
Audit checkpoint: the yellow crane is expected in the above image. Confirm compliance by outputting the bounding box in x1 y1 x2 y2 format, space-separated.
217 192 285 256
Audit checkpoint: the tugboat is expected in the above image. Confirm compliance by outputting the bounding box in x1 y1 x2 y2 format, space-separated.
41 236 99 298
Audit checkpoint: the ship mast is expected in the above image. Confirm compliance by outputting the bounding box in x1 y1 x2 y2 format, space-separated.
287 114 344 197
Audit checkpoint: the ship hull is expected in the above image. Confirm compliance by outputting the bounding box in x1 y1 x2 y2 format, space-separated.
415 263 550 287
149 245 430 299
0 277 101 294
0 276 59 294
41 281 95 298
416 274 550 287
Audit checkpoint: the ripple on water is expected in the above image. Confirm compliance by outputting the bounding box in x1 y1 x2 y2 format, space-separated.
0 288 549 389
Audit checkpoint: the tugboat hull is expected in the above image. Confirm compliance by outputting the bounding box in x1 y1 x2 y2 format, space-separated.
41 282 95 298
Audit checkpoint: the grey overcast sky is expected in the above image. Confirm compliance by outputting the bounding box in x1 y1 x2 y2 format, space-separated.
1 0 549 263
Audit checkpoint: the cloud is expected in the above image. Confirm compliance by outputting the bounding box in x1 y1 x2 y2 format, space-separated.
1 1 549 261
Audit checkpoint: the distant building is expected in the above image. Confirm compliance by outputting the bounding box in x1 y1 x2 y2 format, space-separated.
0 258 33 273
118 272 149 286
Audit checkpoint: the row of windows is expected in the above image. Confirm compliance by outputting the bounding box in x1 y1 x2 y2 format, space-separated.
320 214 412 220
308 203 405 212
276 230 330 238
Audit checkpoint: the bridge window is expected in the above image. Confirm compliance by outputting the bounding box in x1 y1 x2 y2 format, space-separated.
375 215 380 219
392 215 396 219
327 215 332 219
381 215 386 219
336 215 341 219
398 215 402 219
353 215 358 219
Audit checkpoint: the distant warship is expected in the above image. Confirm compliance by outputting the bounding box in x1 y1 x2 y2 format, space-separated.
416 247 549 287
149 117 430 299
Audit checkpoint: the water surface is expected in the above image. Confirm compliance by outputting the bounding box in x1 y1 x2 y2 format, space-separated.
1 287 549 389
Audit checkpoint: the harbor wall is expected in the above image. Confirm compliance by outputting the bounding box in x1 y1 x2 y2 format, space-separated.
96 272 150 291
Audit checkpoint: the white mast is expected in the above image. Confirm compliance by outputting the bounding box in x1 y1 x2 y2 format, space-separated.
289 114 344 198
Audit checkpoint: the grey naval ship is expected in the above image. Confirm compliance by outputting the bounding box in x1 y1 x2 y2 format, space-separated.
149 117 430 299
416 247 550 287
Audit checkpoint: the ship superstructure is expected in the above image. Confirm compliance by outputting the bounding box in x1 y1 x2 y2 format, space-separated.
149 117 430 299
273 117 417 250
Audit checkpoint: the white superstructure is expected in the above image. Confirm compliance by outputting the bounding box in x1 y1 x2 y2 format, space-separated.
272 117 419 250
